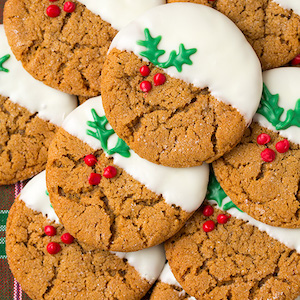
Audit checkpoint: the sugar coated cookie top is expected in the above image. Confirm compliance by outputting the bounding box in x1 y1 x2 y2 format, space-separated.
0 25 77 126
109 3 262 123
274 0 300 15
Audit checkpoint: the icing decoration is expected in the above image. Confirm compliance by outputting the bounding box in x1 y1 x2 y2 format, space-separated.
217 214 229 224
140 80 152 92
63 1 76 13
275 139 289 153
257 84 300 131
291 55 300 66
203 220 215 232
103 166 117 179
256 133 271 145
0 25 77 126
153 73 166 86
88 173 101 185
112 244 165 283
46 242 61 255
84 154 97 166
61 233 74 244
140 65 150 77
46 5 61 17
0 54 10 72
20 171 60 223
202 205 214 217
44 225 56 236
260 148 275 162
208 175 300 254
159 263 196 300
272 0 300 16
137 28 197 72
254 68 300 145
75 0 165 31
86 109 131 158
63 97 209 212
109 3 262 124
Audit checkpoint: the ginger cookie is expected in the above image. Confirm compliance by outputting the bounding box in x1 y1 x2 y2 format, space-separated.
0 25 77 185
165 174 300 299
150 263 195 300
6 171 165 300
213 67 300 228
167 0 300 70
101 3 262 168
3 0 165 97
46 96 209 252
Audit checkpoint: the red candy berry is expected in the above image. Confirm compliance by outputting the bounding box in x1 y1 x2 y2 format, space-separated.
140 65 150 77
63 1 76 13
44 225 56 236
47 242 61 255
84 154 97 166
46 5 61 17
49 0 58 2
153 73 166 86
61 233 74 244
203 220 215 232
291 54 300 66
88 173 101 185
275 139 289 153
202 205 214 217
217 214 229 224
257 133 271 145
261 148 276 162
140 81 152 92
103 166 117 179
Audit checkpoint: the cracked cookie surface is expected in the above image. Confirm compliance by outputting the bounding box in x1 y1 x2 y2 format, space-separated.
0 95 56 185
167 0 300 70
46 128 191 251
3 0 117 96
101 49 246 168
6 197 151 300
213 122 300 228
165 203 300 300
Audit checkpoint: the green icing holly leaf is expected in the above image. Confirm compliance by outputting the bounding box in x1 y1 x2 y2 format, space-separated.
257 83 300 131
206 171 242 212
0 54 10 72
86 109 131 158
137 28 197 72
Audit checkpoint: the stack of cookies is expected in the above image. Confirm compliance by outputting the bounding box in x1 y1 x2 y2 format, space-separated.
2 0 300 299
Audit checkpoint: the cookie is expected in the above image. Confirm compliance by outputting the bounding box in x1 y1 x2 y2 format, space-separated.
0 25 77 185
150 263 195 300
165 175 300 300
3 0 165 96
167 0 300 70
6 171 165 300
213 67 300 228
101 3 262 168
46 96 209 252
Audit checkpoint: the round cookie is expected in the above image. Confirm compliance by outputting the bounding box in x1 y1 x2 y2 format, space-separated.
101 3 263 168
165 190 300 299
46 96 209 252
3 0 165 96
167 0 300 70
213 67 300 228
6 171 165 300
150 263 195 300
0 25 77 185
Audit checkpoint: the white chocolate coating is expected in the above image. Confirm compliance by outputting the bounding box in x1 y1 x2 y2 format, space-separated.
109 3 262 124
62 96 209 212
20 171 60 224
254 67 300 145
0 25 77 126
113 244 165 283
76 0 165 30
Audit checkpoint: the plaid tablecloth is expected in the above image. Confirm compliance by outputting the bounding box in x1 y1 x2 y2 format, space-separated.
0 0 31 299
